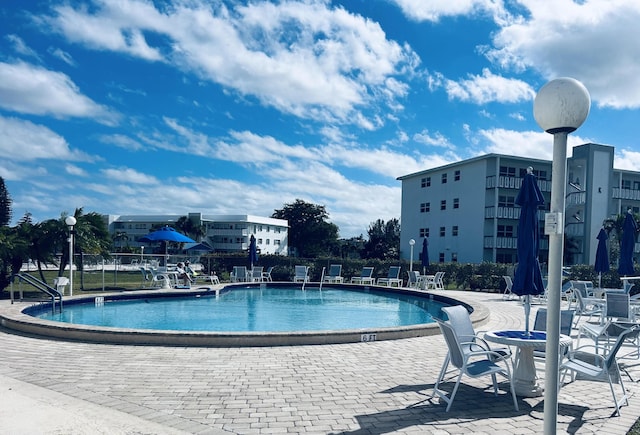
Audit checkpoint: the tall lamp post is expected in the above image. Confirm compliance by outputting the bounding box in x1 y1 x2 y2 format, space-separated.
534 77 590 434
409 239 415 272
65 216 77 297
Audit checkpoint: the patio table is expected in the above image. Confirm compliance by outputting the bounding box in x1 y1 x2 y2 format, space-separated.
485 330 572 397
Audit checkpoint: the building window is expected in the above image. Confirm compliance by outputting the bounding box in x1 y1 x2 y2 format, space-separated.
439 226 445 237
453 198 459 209
257 238 263 244
421 177 431 187
266 239 270 245
498 195 516 207
452 226 458 236
497 225 514 238
454 170 460 181
440 200 446 210
439 252 445 262
500 166 516 177
442 173 447 184
420 228 430 237
634 181 640 190
274 240 281 245
496 253 514 263
420 202 430 213
451 252 458 262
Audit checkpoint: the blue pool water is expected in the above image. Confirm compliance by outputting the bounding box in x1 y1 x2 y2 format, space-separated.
35 287 446 332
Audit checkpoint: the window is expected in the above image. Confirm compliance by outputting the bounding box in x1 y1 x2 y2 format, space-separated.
500 166 516 177
452 226 458 236
440 200 446 210
420 202 430 213
439 226 445 237
453 198 460 209
454 170 461 181
439 252 445 262
498 195 516 207
634 181 640 191
420 228 430 238
451 252 458 262
622 180 631 189
257 238 263 244
442 173 447 184
421 177 431 187
274 240 281 245
497 225 514 238
266 239 270 245
496 253 514 263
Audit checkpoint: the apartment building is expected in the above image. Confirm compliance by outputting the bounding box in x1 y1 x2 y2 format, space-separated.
104 212 289 255
398 143 640 266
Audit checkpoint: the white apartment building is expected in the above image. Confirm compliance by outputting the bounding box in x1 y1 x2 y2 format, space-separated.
398 143 640 265
104 212 289 255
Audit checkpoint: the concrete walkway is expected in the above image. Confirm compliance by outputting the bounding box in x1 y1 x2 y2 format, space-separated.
1 290 640 434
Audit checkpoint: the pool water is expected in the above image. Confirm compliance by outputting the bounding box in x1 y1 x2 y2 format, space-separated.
36 287 446 332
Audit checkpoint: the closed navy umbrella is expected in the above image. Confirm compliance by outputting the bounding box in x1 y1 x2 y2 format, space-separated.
420 237 429 275
618 210 637 276
594 228 609 288
512 168 545 335
249 234 259 268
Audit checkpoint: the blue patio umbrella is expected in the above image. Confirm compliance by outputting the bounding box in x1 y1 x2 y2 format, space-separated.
420 237 429 275
140 226 196 265
594 227 609 288
618 210 637 276
512 168 545 335
249 234 259 268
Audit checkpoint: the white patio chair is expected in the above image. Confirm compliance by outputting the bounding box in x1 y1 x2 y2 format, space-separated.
377 266 402 287
262 266 274 282
560 324 640 416
231 266 248 283
293 265 309 283
502 276 514 300
432 317 518 412
406 270 420 288
323 264 343 283
351 267 375 285
577 292 632 354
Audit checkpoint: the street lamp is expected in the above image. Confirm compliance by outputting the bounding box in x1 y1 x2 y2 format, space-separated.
65 216 77 297
534 77 590 435
409 239 415 272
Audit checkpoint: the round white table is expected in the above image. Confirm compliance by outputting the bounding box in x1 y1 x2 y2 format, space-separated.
484 330 573 397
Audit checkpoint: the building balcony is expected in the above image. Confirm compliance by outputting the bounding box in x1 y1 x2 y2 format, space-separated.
484 236 549 250
612 187 640 200
486 175 552 192
566 191 586 206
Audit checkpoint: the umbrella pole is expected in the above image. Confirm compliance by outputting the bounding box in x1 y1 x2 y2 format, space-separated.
524 295 531 336
598 272 602 289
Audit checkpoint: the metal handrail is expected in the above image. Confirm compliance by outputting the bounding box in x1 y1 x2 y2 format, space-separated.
10 273 63 314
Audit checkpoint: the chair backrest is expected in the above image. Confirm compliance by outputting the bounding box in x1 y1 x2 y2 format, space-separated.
573 287 587 310
571 281 592 298
328 264 342 277
624 281 635 294
295 265 308 277
442 305 475 342
251 266 263 278
407 270 419 284
234 266 247 279
604 324 640 370
605 291 631 320
533 308 575 335
435 318 465 369
387 266 400 279
435 271 445 282
361 267 374 278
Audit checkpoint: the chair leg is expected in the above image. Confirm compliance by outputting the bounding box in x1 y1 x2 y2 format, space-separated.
445 373 464 412
432 354 451 398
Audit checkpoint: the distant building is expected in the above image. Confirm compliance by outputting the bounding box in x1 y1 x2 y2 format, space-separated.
104 212 288 255
397 143 640 265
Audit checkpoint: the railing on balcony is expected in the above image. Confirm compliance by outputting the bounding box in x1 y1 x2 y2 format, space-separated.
566 191 586 206
565 222 585 237
484 236 549 250
612 187 640 200
485 206 547 220
486 176 552 192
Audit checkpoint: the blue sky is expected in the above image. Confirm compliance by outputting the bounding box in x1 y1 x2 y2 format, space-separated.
2 0 640 238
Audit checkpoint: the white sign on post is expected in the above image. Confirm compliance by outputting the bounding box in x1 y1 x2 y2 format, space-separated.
544 212 563 235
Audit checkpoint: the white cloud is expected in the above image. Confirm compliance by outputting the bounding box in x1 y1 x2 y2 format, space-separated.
486 0 640 108
389 0 504 22
413 129 455 149
0 116 92 162
101 167 160 185
615 149 640 171
0 61 118 123
45 0 417 127
438 68 536 104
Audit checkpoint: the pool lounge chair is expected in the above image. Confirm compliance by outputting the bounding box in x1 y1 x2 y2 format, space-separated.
351 267 375 285
294 265 309 283
231 266 248 282
323 264 343 283
262 266 274 282
377 266 402 287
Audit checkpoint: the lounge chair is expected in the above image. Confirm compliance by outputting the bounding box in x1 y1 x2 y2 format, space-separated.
377 266 402 287
577 292 632 354
262 266 274 282
350 267 375 285
502 276 514 300
294 265 309 283
323 264 343 283
407 270 420 288
231 266 248 282
53 276 69 295
249 266 264 282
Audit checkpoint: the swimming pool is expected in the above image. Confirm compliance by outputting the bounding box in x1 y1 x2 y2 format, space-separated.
3 283 474 346
34 286 446 332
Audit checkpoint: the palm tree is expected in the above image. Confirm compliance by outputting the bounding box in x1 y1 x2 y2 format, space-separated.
175 216 206 242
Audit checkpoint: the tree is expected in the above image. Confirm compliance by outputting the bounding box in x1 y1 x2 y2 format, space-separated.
0 177 11 226
272 199 339 257
175 215 206 242
363 218 400 260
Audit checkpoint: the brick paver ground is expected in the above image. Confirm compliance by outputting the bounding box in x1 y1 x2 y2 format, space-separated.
1 289 640 434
